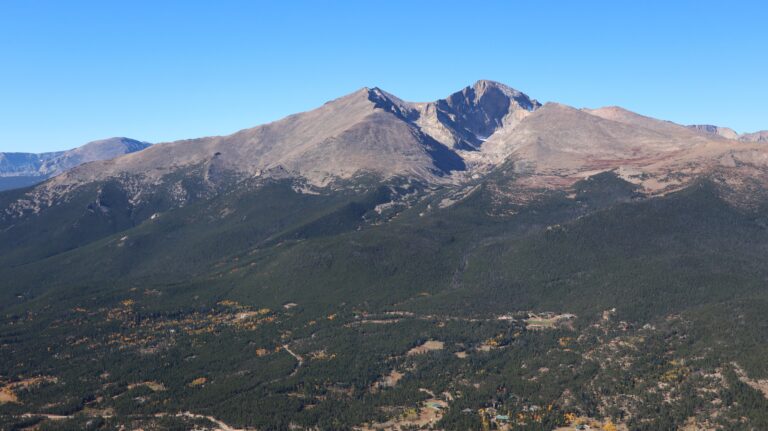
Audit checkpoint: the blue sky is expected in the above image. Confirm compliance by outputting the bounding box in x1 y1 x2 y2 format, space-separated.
1 0 766 153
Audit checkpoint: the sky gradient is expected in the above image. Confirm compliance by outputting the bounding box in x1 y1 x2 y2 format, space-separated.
1 0 766 153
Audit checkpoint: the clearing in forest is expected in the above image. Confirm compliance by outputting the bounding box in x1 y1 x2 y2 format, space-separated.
407 340 444 356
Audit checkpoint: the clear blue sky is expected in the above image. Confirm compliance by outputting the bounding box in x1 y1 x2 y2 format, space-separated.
1 0 766 153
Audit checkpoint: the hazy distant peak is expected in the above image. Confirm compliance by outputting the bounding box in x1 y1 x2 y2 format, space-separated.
739 130 768 143
67 137 151 160
0 136 150 191
81 137 151 152
38 137 150 175
686 124 768 143
687 124 740 140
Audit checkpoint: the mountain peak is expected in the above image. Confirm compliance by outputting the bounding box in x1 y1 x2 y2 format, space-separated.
460 80 539 110
471 79 525 98
79 137 151 153
740 130 768 143
686 124 768 143
687 124 739 140
418 80 540 147
362 87 417 121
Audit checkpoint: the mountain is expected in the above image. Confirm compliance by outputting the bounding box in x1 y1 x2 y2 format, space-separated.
37 81 537 189
411 79 541 151
0 137 150 191
741 130 768 143
687 123 740 140
10 80 767 223
483 104 734 191
3 81 768 430
689 123 768 144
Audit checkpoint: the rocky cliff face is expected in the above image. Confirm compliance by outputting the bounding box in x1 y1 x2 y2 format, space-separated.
688 124 768 144
687 124 740 140
740 130 768 143
412 80 541 151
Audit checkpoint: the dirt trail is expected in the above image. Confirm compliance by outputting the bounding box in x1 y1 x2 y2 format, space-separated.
176 412 251 431
283 344 304 376
18 411 247 430
21 413 73 420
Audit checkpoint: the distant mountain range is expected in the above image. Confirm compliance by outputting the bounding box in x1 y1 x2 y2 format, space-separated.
0 137 150 191
687 124 768 142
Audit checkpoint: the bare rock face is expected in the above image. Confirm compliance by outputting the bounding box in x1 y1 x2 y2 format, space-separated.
441 80 540 138
687 124 740 140
688 124 768 144
740 130 768 143
413 80 540 151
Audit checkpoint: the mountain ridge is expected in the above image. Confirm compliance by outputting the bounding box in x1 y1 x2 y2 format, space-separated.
0 137 150 191
4 80 768 221
688 123 768 143
21 81 536 205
